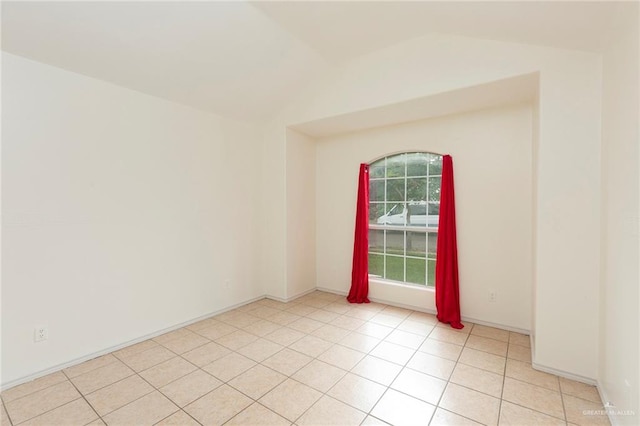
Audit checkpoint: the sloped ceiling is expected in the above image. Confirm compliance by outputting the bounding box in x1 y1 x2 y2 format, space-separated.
1 1 621 122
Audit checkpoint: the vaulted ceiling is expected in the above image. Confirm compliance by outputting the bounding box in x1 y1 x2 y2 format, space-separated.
1 1 622 122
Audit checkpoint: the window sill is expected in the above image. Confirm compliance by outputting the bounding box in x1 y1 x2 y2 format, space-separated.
369 276 435 293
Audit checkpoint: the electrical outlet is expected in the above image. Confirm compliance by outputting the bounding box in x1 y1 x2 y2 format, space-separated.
488 291 497 302
34 326 48 343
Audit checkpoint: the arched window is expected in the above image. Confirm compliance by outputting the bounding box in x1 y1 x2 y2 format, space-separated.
369 152 442 286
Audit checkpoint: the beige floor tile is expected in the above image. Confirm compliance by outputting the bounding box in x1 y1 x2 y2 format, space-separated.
237 338 284 362
440 383 501 425
259 379 322 422
560 377 602 404
181 341 231 367
243 319 282 337
429 327 470 346
361 415 390 425
407 351 456 380
0 372 68 403
297 395 367 426
193 322 237 340
262 348 312 376
285 303 318 316
160 369 222 407
436 322 473 333
312 324 351 343
509 332 531 347
370 313 404 328
5 380 81 424
139 357 197 388
466 335 509 357
471 325 510 342
381 305 413 318
184 385 252 425
502 377 565 419
418 338 463 361
370 341 415 366
351 355 403 386
458 347 506 375
250 306 282 320
215 329 259 350
85 374 154 416
450 363 504 398
563 395 610 425
264 327 305 346
371 389 436 426
159 333 209 355
292 360 347 392
338 332 381 353
384 329 426 349
221 313 262 328
270 311 302 326
499 400 566 425
430 408 482 425
395 319 434 337
71 361 134 395
507 343 532 363
327 373 386 412
103 391 178 426
228 365 286 399
85 419 106 425
406 311 438 324
288 317 325 334
155 410 201 426
1 402 11 426
301 298 332 309
202 352 257 382
322 303 352 315
19 398 97 426
345 308 377 321
63 354 118 379
356 322 394 339
288 335 333 358
506 359 560 391
330 315 366 331
307 309 340 323
116 345 176 372
226 402 291 426
185 317 220 332
112 339 158 359
153 328 196 345
391 368 447 405
318 345 365 370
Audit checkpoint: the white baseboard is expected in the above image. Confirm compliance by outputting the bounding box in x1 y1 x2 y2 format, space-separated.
267 287 317 303
531 361 597 386
0 294 266 391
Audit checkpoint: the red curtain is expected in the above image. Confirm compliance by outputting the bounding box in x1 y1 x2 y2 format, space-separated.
347 164 371 304
435 155 463 329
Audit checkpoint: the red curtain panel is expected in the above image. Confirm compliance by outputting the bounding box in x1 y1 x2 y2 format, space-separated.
347 163 371 304
435 155 464 329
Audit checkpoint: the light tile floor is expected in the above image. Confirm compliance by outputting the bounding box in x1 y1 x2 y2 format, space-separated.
1 291 610 426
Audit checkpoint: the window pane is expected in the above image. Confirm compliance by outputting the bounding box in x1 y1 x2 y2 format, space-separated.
428 176 441 202
370 162 385 178
407 153 428 176
386 154 406 178
386 179 405 202
369 229 384 253
369 253 383 277
406 232 426 258
428 202 440 218
370 180 385 202
385 230 404 255
406 257 427 285
406 178 427 202
427 259 436 286
428 232 438 258
429 155 442 175
385 255 405 281
370 203 385 224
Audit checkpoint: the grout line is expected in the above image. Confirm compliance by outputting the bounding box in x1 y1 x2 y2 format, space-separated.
1 395 15 426
61 370 106 426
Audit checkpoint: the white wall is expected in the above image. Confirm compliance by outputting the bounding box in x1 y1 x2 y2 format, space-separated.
286 129 316 299
599 3 639 423
1 53 263 386
316 104 533 330
266 33 602 380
